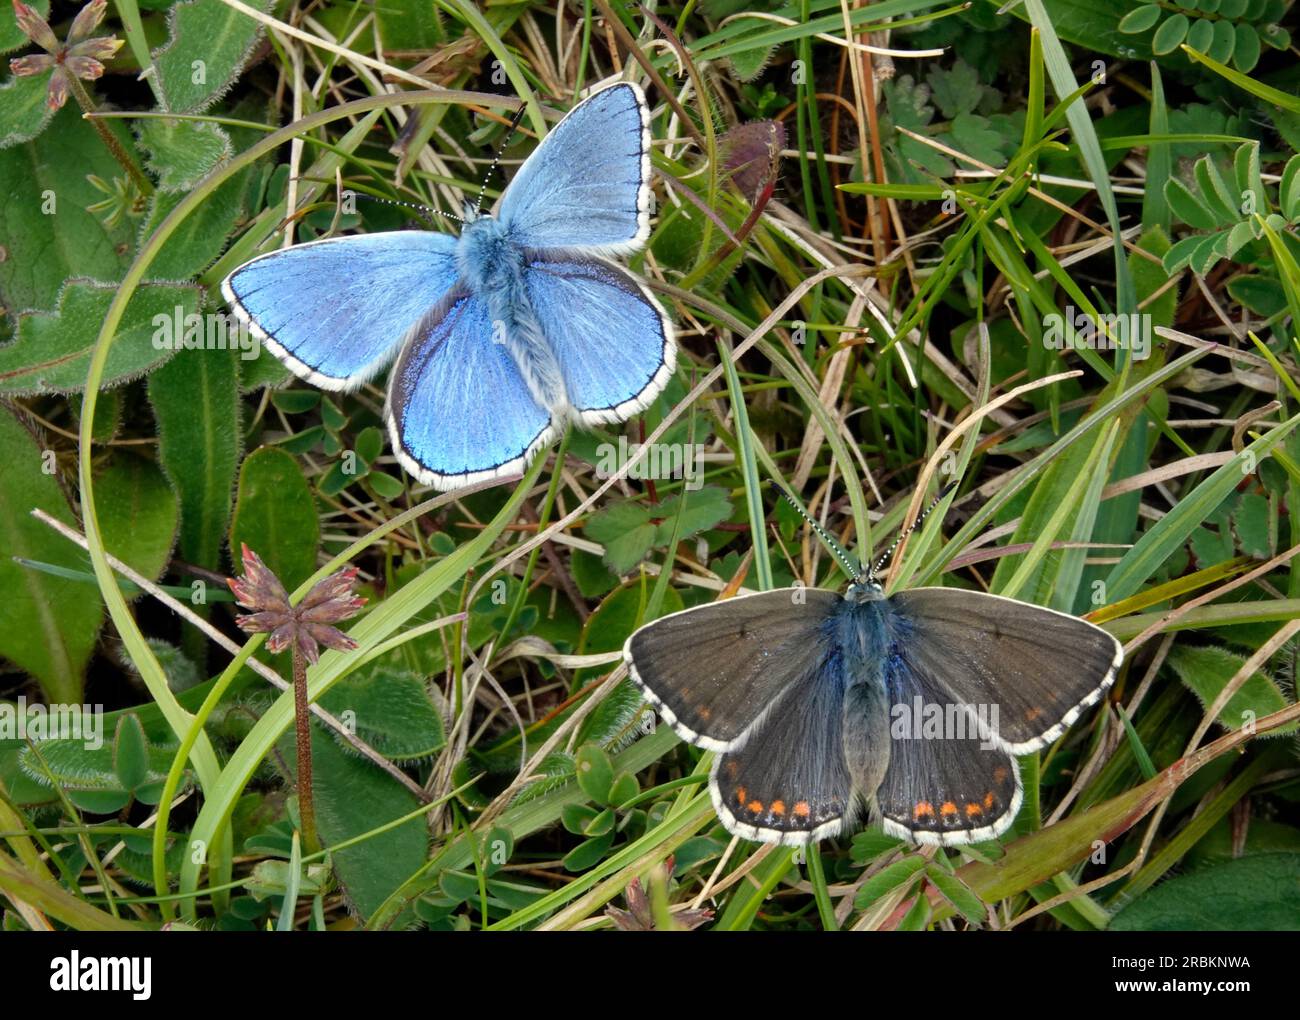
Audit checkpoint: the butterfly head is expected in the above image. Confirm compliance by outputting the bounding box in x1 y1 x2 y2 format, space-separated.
845 579 885 603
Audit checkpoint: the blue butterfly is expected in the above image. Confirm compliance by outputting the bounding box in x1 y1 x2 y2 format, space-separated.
221 82 676 490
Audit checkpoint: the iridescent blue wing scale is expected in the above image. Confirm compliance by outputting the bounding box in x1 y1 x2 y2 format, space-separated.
221 231 460 389
385 293 554 489
524 254 673 424
498 82 651 255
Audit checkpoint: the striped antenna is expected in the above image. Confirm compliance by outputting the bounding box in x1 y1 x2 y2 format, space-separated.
356 194 464 228
869 480 958 581
473 104 529 217
774 485 867 585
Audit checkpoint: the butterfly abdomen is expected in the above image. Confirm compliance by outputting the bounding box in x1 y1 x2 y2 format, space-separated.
457 217 568 420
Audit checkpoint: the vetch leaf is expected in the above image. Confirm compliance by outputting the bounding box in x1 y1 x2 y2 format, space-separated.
1151 12 1190 53
1164 177 1219 230
854 855 927 909
1117 4 1162 32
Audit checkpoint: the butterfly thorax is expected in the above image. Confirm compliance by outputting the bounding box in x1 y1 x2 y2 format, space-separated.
827 595 891 686
456 216 570 421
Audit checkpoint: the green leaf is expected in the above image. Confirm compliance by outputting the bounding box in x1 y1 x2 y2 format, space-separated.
136 119 232 192
279 725 429 926
18 733 184 801
229 446 319 592
925 867 988 926
149 348 242 572
898 891 932 930
1117 4 1162 32
1186 16 1215 52
1110 853 1300 929
579 585 684 660
0 408 100 703
271 390 321 414
152 0 274 114
562 833 614 873
1164 176 1219 230
0 72 53 149
1260 23 1289 49
0 104 136 311
1231 22 1261 71
355 426 384 467
575 744 614 804
113 715 150 792
927 61 988 118
1194 153 1240 222
585 502 657 575
318 665 446 762
367 472 405 501
609 772 640 807
1207 17 1236 62
96 453 180 586
1151 12 1190 53
854 855 927 909
0 281 200 395
375 0 445 49
1166 644 1297 735
141 172 251 281
1279 153 1300 220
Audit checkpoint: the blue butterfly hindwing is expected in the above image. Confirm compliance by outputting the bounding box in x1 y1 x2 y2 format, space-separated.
386 293 554 489
525 255 674 424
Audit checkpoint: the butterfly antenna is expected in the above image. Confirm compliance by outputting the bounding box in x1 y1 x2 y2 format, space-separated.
869 480 958 581
357 194 465 228
473 104 529 218
773 485 867 585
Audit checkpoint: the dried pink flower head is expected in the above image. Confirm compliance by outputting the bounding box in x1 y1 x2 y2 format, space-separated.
227 543 366 665
9 0 123 111
604 857 713 931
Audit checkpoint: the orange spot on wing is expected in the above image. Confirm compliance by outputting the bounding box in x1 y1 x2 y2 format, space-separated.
698 707 712 720
940 801 958 817
914 801 934 819
747 800 764 815
725 761 739 778
736 786 747 806
1025 706 1043 721
793 801 811 818
965 802 982 817
993 766 1009 782
984 791 994 809
771 800 786 816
